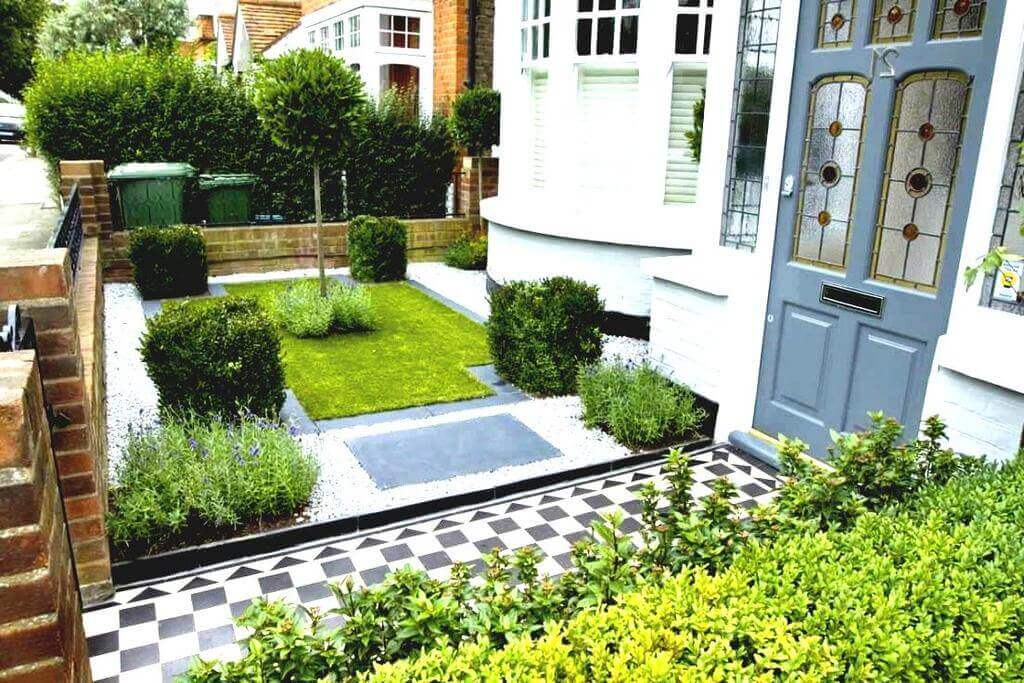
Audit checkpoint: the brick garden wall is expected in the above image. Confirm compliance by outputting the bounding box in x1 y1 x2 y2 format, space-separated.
458 156 498 228
102 217 475 281
0 352 91 682
0 250 113 605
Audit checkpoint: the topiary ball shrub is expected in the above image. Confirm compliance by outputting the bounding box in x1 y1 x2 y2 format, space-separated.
444 234 488 270
578 363 706 450
127 225 208 300
274 278 377 338
141 296 285 420
488 277 604 396
348 215 408 282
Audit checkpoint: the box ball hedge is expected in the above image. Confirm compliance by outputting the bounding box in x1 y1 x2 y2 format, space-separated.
127 225 208 300
141 297 286 420
348 215 408 282
488 277 604 396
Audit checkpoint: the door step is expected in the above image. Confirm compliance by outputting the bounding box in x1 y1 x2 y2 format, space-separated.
728 429 833 472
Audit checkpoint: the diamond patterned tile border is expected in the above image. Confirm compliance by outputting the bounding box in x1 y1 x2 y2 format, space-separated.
84 445 778 682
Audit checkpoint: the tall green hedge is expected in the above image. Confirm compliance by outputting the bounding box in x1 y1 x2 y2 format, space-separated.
23 51 451 222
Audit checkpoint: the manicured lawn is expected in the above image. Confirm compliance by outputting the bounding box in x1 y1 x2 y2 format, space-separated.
224 280 492 420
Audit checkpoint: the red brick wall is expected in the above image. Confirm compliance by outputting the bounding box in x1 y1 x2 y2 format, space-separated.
458 156 498 228
0 250 112 605
0 352 91 682
103 217 475 281
433 0 469 114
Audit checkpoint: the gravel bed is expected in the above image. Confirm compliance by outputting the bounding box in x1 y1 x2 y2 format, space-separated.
103 283 160 480
302 396 628 522
407 262 490 319
602 334 650 367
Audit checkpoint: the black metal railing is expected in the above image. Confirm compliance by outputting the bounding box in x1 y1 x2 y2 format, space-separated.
50 183 84 278
1 305 36 354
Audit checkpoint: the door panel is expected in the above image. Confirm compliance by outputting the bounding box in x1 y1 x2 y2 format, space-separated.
843 325 924 431
771 305 837 420
753 0 1005 456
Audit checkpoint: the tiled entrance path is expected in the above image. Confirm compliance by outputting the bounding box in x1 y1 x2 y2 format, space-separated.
84 445 780 682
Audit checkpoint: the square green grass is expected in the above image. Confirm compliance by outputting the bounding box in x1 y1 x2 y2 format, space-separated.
224 280 493 420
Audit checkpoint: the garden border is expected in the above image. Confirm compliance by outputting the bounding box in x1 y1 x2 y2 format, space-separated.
101 437 719 591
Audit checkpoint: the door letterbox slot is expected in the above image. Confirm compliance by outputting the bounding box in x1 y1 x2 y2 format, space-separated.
820 283 885 317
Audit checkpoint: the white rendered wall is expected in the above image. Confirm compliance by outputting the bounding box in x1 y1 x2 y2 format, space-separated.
487 223 681 317
923 369 1023 462
261 1 434 117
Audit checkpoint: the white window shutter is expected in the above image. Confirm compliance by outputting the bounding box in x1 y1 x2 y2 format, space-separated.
530 73 549 189
663 67 707 205
576 68 640 200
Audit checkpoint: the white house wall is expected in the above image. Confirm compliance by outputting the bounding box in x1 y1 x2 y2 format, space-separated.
924 1 1024 461
269 0 434 117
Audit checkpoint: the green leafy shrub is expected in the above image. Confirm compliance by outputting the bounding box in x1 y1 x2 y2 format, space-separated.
141 297 285 420
348 215 407 282
107 414 316 555
23 51 454 222
578 363 705 450
449 87 501 155
443 234 487 270
348 88 457 218
488 278 603 395
127 225 208 300
273 278 376 338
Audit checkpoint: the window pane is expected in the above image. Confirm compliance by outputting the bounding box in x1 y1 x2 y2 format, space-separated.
622 0 641 7
522 0 529 20
380 31 390 46
596 16 615 54
577 18 593 55
703 15 713 53
620 15 639 54
599 0 616 9
679 0 700 6
543 23 551 57
532 25 539 59
409 34 419 49
380 14 390 29
394 16 406 31
676 14 698 53
579 0 594 11
394 32 406 48
545 0 551 16
409 17 420 33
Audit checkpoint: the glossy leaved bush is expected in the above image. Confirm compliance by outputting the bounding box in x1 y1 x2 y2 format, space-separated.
183 416 1014 681
127 225 208 300
347 215 408 282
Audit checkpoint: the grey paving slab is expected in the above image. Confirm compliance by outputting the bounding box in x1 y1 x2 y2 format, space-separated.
281 390 318 434
468 365 522 396
348 414 562 489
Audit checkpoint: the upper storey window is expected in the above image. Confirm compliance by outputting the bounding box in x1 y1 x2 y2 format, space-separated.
380 14 420 49
577 0 641 57
676 0 713 56
521 0 551 63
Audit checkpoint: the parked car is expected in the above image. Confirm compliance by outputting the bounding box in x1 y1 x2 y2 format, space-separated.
0 91 26 143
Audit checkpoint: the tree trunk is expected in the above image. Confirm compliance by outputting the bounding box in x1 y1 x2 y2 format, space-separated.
313 161 326 296
476 155 484 233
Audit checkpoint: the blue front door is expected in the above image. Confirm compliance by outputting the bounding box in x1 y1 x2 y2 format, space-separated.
754 0 1005 456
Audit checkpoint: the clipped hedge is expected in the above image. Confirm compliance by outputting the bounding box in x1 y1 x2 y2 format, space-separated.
368 458 1024 681
141 296 285 420
488 278 604 395
127 225 208 300
348 215 407 282
23 51 455 222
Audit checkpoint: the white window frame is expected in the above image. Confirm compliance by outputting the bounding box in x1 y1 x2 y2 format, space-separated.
349 15 361 47
521 0 551 63
675 0 714 58
576 0 642 58
319 26 330 52
333 20 345 51
308 30 316 46
379 14 421 49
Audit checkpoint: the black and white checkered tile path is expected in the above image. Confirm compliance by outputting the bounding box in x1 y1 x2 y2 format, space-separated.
84 445 779 682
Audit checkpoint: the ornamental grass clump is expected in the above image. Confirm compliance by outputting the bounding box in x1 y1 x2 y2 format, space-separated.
107 414 317 556
274 279 377 338
578 362 706 450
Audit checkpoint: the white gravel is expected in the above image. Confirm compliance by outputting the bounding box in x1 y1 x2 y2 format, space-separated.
407 261 490 319
302 396 628 522
103 283 160 480
103 265 650 522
